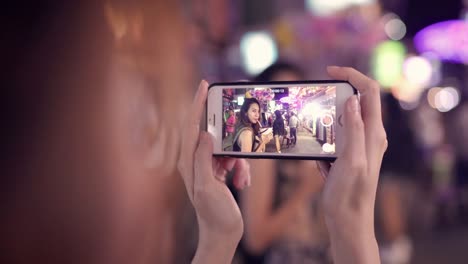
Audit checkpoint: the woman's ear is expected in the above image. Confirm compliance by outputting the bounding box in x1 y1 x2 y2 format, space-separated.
104 2 144 44
109 64 182 178
131 87 181 177
142 104 180 175
104 3 127 41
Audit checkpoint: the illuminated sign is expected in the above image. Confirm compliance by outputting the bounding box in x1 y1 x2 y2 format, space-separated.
414 20 468 64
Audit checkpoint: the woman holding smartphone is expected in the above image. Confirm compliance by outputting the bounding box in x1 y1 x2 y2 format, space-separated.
233 98 272 152
186 66 387 264
3 0 386 263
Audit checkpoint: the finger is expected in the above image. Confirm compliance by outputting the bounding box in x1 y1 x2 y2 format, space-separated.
178 81 209 187
342 95 366 162
221 158 237 172
191 80 209 131
194 131 215 194
214 159 228 183
232 159 251 190
326 66 382 127
213 158 228 182
180 80 209 156
326 96 367 201
316 161 331 180
327 66 386 172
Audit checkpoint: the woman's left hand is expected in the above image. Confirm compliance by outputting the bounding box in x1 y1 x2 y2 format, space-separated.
177 80 251 263
261 133 273 144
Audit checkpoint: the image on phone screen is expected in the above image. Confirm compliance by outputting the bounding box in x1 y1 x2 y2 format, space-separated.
207 82 355 160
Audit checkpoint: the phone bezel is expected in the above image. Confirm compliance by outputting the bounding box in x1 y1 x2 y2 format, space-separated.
206 80 357 161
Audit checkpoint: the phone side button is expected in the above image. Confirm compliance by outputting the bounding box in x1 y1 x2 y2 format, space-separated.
338 114 343 127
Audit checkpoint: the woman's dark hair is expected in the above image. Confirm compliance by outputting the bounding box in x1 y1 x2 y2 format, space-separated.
380 93 418 175
253 61 305 82
274 110 283 120
237 98 261 135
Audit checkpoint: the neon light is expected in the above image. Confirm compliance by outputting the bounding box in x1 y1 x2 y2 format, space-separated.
414 20 468 64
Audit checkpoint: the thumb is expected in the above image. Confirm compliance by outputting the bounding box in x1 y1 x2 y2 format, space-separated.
342 95 366 160
325 95 366 204
194 132 214 187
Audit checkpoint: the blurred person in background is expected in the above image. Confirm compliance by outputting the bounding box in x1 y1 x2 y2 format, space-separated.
377 93 420 264
289 112 299 145
234 62 331 264
448 96 468 222
226 109 237 138
188 0 244 82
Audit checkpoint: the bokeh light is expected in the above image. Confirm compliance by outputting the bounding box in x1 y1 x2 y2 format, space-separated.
399 99 420 111
434 87 460 112
372 41 406 88
305 0 375 16
384 17 407 41
427 87 442 109
391 77 424 106
240 31 278 75
421 52 442 86
414 20 468 64
403 56 433 87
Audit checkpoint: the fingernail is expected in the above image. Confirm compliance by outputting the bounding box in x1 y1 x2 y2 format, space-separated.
348 95 360 113
199 132 210 145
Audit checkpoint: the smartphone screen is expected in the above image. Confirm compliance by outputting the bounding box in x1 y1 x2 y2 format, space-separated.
207 81 356 160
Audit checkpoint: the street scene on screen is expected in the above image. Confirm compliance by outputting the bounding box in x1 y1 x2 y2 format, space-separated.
222 86 336 154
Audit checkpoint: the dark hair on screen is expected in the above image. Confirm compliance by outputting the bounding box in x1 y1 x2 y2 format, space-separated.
253 61 305 82
274 110 283 120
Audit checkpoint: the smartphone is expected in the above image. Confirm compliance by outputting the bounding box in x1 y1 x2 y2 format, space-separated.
206 81 357 160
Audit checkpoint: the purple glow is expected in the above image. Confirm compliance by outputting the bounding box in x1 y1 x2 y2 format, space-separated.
280 96 295 103
414 20 468 64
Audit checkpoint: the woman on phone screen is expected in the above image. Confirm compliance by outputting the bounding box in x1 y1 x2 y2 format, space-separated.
233 98 272 152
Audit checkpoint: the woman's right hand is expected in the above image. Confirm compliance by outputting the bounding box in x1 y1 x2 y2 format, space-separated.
318 66 387 264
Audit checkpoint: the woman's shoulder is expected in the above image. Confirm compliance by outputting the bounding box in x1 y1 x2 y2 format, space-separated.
235 125 253 136
239 127 254 136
